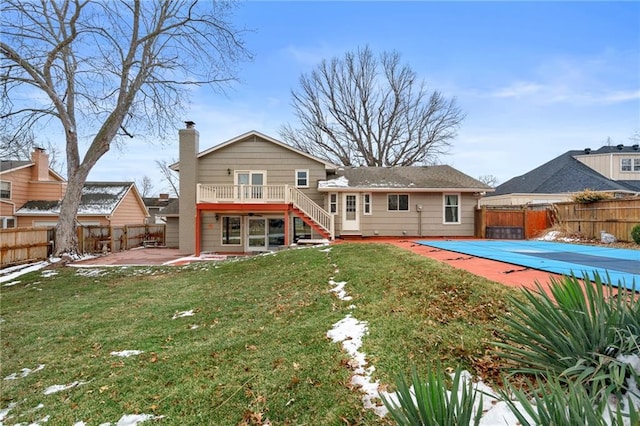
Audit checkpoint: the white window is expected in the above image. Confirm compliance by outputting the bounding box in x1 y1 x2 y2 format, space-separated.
222 216 241 245
329 193 337 214
443 194 460 224
620 158 640 172
388 194 409 211
0 181 10 200
1 217 16 229
621 158 632 172
363 193 372 215
295 169 309 188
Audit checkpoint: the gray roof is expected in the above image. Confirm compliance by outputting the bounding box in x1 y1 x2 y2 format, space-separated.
322 165 491 190
492 149 639 196
1 160 31 172
159 198 179 216
16 182 135 216
143 196 176 208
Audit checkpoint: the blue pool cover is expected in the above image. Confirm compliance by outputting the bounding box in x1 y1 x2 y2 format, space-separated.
415 240 639 290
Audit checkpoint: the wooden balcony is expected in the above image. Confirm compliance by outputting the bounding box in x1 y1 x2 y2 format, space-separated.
197 184 289 204
196 184 334 239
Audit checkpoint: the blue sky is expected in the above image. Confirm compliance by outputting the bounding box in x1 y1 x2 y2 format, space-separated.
87 1 640 194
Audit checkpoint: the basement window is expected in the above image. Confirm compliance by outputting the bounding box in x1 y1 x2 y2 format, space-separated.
222 216 241 245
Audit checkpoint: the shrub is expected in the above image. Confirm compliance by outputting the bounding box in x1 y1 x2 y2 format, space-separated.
632 224 640 245
501 375 639 426
572 189 613 203
495 274 639 400
381 366 483 426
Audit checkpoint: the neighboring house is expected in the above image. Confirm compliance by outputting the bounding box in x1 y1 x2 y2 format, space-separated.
481 144 640 206
143 193 176 224
158 198 179 248
172 124 492 255
1 148 149 228
16 182 149 227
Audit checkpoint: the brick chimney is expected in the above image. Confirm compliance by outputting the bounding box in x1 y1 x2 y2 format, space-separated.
178 121 199 254
31 147 50 181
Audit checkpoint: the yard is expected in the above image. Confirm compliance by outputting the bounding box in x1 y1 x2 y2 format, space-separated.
1 243 517 425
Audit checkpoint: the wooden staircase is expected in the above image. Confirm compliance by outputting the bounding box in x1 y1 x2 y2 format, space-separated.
288 187 334 240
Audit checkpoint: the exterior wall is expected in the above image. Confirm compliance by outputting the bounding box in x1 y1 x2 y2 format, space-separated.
16 215 106 228
575 152 640 180
480 193 571 206
109 189 148 226
26 181 66 200
331 191 477 237
197 135 327 205
165 217 179 248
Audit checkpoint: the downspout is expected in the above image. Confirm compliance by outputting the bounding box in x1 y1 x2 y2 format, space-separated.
416 205 423 237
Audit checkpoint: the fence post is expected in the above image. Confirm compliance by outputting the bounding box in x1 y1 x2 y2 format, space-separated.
523 206 529 239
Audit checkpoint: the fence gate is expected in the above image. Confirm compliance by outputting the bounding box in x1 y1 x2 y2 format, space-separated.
476 206 552 239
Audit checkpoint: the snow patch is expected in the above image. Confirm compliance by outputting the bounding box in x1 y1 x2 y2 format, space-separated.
110 350 144 358
4 364 45 380
319 176 349 188
172 310 194 319
329 280 352 301
43 381 88 395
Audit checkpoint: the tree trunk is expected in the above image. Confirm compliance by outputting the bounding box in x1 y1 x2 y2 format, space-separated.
54 167 88 256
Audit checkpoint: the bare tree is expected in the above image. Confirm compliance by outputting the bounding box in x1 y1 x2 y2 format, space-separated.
1 0 250 255
156 159 179 197
280 46 465 167
137 175 154 198
0 132 66 176
478 174 499 187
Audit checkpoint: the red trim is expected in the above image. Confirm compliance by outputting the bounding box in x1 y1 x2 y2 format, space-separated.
284 210 290 245
197 202 290 212
195 207 202 256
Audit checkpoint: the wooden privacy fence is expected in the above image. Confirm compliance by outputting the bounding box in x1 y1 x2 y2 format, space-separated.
475 206 552 239
1 227 54 268
554 197 640 242
77 224 166 254
1 224 166 268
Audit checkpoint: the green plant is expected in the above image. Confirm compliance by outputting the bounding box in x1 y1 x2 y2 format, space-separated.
501 375 639 426
495 274 639 399
381 366 483 426
631 224 640 245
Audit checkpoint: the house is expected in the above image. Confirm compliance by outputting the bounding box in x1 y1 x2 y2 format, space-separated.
172 124 492 255
1 148 149 228
158 198 179 248
143 193 176 224
481 144 640 206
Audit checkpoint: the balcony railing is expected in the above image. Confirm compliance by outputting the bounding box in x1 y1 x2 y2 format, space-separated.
197 184 290 203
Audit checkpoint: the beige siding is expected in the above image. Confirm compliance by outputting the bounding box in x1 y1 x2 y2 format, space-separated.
575 152 640 180
337 192 477 237
480 193 571 206
197 135 327 205
110 189 148 226
165 217 179 248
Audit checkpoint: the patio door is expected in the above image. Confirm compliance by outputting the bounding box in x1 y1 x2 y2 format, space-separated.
342 193 360 231
247 217 285 251
247 218 267 251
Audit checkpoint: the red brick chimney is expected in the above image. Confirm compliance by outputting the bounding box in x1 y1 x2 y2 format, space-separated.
31 147 50 181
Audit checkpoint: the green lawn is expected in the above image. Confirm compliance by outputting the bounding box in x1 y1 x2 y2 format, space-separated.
0 243 518 425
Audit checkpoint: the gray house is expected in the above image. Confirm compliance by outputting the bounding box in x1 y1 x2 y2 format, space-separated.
172 124 491 255
481 144 640 206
